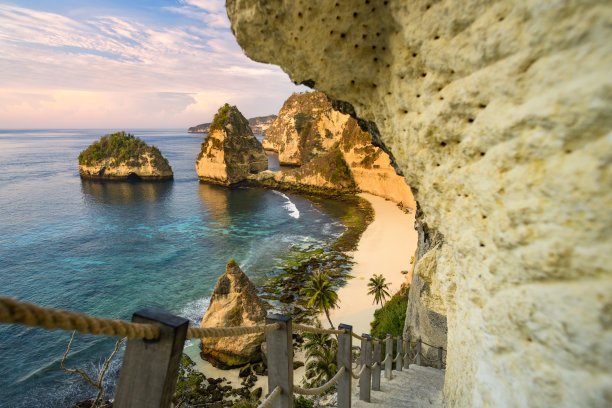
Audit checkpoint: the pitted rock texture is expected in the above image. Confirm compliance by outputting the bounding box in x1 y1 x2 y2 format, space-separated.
196 104 268 186
227 1 612 407
200 260 267 368
264 91 415 204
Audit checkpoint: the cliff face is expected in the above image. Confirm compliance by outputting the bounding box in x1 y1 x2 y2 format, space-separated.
228 1 612 407
264 92 415 205
189 114 276 135
200 261 267 368
78 131 173 180
195 104 268 186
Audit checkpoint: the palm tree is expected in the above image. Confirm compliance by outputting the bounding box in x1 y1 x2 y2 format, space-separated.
301 270 339 329
367 274 390 305
302 320 338 387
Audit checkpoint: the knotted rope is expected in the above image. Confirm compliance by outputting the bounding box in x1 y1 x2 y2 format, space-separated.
293 366 346 395
292 323 346 335
256 386 281 408
0 297 159 339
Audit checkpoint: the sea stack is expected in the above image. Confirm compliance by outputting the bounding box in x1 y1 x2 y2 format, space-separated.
199 260 267 368
195 104 268 186
78 131 173 180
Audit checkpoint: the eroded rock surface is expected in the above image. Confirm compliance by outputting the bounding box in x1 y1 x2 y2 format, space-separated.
227 1 612 406
196 104 268 186
200 260 267 368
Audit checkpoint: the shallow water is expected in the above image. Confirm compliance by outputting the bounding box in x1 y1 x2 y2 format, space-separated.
0 129 345 407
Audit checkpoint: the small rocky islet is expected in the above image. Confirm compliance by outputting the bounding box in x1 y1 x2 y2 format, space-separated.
78 131 173 181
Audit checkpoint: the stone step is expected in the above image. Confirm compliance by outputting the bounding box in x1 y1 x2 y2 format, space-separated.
351 364 444 408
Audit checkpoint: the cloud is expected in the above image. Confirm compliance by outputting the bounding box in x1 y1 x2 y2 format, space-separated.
0 4 306 128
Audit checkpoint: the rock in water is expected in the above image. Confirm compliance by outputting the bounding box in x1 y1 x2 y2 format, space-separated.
195 104 268 186
200 260 267 368
78 131 173 180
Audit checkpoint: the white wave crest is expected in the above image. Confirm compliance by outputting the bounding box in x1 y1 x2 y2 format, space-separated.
180 296 211 326
272 190 300 219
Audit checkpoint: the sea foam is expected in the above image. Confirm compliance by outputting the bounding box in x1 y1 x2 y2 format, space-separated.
272 190 300 219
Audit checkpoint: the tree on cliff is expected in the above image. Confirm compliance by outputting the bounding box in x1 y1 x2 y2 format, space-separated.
367 274 390 306
301 270 339 329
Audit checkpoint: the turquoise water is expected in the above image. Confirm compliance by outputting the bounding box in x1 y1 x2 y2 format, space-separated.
0 129 346 407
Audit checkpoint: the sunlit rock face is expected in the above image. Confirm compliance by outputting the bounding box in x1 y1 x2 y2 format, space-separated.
227 0 612 406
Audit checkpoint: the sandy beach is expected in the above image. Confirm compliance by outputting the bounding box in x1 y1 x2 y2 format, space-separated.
327 193 418 336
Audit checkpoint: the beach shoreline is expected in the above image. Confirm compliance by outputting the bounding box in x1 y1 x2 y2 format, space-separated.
326 193 418 336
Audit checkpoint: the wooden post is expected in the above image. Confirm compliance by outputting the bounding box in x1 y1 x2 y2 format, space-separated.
266 314 293 408
385 334 393 380
115 308 188 408
403 337 409 368
337 324 352 408
438 347 443 369
396 336 403 371
372 339 381 391
359 334 372 402
416 338 422 366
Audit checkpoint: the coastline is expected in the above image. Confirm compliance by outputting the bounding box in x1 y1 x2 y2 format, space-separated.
327 193 418 336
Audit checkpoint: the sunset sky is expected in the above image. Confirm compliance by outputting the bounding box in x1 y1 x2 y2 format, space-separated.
0 0 306 129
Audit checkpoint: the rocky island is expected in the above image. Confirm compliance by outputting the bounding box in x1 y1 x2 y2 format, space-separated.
195 104 268 186
189 114 276 136
199 260 268 368
78 131 173 181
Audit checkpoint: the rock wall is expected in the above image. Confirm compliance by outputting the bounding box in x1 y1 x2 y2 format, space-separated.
79 151 173 180
196 104 268 186
227 1 612 407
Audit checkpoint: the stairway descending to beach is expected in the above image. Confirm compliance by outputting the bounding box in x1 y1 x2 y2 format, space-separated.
352 365 445 408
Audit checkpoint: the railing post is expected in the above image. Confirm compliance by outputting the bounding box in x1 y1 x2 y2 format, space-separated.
385 334 393 380
372 338 381 391
403 337 409 368
396 336 403 371
359 334 372 402
337 324 352 408
416 338 422 366
438 346 443 369
266 314 293 408
115 308 188 408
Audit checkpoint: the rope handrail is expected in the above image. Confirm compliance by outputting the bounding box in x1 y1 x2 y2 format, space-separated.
0 297 160 340
292 323 346 335
293 366 345 395
381 354 391 365
256 386 281 408
350 364 366 380
393 353 400 363
370 362 379 369
187 323 280 339
351 332 366 341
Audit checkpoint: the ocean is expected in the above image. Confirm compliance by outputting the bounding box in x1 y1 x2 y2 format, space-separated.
0 129 347 407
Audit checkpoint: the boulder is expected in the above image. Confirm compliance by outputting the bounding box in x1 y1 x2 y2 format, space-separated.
196 104 268 186
78 131 173 181
200 260 267 368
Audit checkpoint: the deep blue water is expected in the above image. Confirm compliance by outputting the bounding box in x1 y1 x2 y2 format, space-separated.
0 129 345 407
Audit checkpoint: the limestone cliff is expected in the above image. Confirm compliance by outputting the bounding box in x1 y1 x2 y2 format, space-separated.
228 1 612 407
78 131 173 181
195 104 268 186
264 92 414 205
200 260 268 368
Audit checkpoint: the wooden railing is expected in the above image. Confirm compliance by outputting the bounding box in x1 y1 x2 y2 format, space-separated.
0 297 446 408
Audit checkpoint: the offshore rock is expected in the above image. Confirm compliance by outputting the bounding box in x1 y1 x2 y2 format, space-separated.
228 1 612 407
188 114 276 136
78 131 173 180
200 260 267 368
264 92 414 204
196 104 268 186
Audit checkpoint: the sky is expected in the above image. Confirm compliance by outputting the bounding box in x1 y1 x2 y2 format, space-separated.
0 0 307 129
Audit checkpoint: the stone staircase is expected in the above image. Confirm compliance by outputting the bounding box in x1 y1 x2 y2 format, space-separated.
352 365 445 408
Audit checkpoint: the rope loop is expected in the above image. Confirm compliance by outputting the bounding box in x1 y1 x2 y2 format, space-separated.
293 366 346 395
257 386 281 408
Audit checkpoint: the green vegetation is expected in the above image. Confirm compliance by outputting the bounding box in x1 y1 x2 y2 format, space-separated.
294 395 314 408
227 259 239 268
370 285 409 343
301 271 339 329
302 320 338 389
209 103 232 134
367 274 391 306
78 131 171 172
